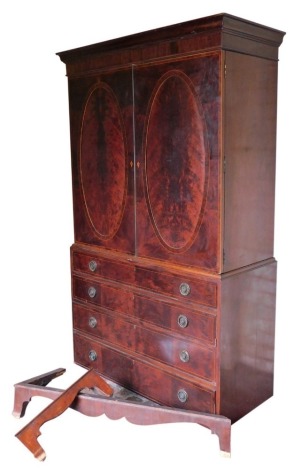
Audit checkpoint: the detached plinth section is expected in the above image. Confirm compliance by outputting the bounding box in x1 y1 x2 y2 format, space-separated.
13 368 231 458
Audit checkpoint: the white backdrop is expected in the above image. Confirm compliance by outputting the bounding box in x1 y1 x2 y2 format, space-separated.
1 1 293 468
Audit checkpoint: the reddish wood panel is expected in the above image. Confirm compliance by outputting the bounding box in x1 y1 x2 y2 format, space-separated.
68 69 135 253
145 70 208 252
72 276 101 305
72 251 102 275
71 248 135 283
100 258 135 284
136 327 215 381
135 52 221 270
72 277 134 315
132 358 215 413
135 267 217 308
218 261 277 422
101 284 134 315
80 83 127 240
73 332 215 413
223 52 278 271
73 303 215 381
73 303 136 349
134 295 216 344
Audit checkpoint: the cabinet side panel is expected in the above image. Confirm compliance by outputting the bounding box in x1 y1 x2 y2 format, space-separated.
223 52 278 271
219 261 277 422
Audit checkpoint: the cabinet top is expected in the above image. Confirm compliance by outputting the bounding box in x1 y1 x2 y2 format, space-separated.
57 13 285 75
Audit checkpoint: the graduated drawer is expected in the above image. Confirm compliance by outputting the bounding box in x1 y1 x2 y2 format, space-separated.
73 332 215 413
135 267 217 308
73 303 215 381
72 276 134 315
72 250 135 283
135 295 215 344
136 327 215 381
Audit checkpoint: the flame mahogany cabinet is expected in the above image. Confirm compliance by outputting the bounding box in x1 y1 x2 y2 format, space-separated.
57 14 284 430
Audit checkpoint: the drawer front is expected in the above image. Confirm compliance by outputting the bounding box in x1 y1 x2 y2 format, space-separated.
73 303 136 350
72 251 102 275
72 250 135 283
73 303 215 381
136 327 215 381
73 332 215 413
135 267 217 308
72 276 134 315
135 295 215 344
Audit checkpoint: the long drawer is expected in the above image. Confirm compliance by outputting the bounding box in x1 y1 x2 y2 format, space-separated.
72 275 216 344
71 248 218 309
73 303 215 381
73 332 215 413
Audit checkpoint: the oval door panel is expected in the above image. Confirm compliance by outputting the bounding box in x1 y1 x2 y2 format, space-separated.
80 83 127 239
145 71 208 252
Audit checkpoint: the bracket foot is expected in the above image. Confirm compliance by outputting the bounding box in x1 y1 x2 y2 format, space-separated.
15 369 112 460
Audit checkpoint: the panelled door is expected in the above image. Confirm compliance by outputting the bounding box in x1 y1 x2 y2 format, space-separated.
134 52 222 271
68 67 135 254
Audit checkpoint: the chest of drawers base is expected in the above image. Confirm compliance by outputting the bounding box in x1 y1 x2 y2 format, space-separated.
71 244 276 424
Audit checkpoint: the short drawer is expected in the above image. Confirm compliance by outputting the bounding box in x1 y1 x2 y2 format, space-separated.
73 332 215 413
135 267 217 308
72 250 135 283
135 295 215 344
72 276 134 315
